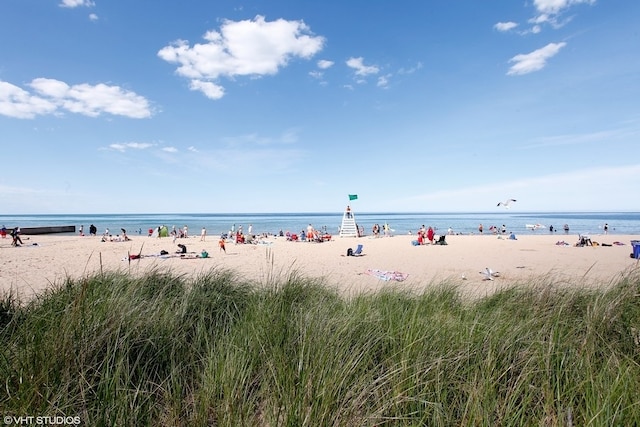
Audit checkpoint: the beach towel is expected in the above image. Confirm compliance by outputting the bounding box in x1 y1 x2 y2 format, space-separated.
365 269 409 282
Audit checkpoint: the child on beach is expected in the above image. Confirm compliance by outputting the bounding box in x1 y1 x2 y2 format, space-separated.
219 238 226 253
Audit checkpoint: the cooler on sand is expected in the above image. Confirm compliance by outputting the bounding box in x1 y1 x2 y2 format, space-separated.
632 241 640 259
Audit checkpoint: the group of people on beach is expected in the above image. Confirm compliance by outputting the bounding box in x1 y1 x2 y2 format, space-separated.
2 226 23 247
78 224 99 237
371 223 392 237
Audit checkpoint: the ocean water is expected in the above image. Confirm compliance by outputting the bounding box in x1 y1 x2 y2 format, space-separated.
1 212 639 237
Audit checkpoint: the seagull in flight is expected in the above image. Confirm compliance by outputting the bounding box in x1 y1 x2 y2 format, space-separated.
497 199 517 208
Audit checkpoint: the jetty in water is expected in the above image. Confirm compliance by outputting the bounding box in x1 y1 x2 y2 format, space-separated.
15 226 76 235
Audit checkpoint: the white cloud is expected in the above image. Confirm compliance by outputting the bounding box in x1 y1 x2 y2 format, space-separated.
533 0 595 15
530 25 542 34
162 147 178 153
377 75 390 88
494 21 518 32
158 15 325 99
346 57 379 77
0 78 152 119
189 80 225 100
89 13 98 21
0 81 58 119
507 42 566 75
317 59 334 69
59 0 95 8
527 0 594 31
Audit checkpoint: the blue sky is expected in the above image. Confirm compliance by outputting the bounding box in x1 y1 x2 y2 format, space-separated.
1 0 638 214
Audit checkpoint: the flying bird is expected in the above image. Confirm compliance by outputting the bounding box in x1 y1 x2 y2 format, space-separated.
497 199 517 208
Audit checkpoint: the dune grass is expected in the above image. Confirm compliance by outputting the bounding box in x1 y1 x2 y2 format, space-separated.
1 267 640 426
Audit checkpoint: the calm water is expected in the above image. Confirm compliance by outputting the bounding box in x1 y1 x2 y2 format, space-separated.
1 212 639 237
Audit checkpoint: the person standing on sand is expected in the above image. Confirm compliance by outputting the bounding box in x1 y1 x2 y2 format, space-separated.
604 223 609 234
200 227 206 241
219 237 226 253
10 227 23 246
427 226 434 244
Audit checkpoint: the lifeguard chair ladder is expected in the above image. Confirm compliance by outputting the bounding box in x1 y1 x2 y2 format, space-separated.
339 208 358 237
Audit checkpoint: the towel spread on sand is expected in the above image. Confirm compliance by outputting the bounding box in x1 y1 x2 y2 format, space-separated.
365 269 409 282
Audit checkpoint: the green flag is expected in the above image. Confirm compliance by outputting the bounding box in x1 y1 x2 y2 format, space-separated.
349 194 358 201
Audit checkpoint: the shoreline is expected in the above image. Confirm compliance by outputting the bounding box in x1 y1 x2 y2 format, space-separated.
2 211 639 239
2 233 639 301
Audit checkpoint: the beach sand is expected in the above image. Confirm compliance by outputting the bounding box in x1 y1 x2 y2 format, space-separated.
2 232 639 301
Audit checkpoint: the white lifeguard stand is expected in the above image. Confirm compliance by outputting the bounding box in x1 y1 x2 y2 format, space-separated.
339 205 358 238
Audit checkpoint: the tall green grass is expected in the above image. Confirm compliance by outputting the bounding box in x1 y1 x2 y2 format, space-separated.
1 267 639 426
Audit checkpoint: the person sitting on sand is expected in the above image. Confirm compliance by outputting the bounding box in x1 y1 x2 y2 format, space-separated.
176 244 187 254
200 249 209 258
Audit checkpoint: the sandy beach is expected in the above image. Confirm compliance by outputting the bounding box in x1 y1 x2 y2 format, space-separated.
2 232 639 301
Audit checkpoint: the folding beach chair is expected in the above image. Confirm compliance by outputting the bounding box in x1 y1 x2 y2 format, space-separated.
347 244 364 256
434 235 447 245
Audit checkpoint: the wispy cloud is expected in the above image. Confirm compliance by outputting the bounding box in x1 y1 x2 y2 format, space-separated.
317 60 334 69
377 74 391 88
533 0 596 16
221 128 300 147
521 123 640 149
107 142 154 152
346 57 379 77
495 1 595 39
404 163 640 211
507 42 566 75
494 21 518 32
527 0 595 32
397 62 423 75
59 0 95 8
